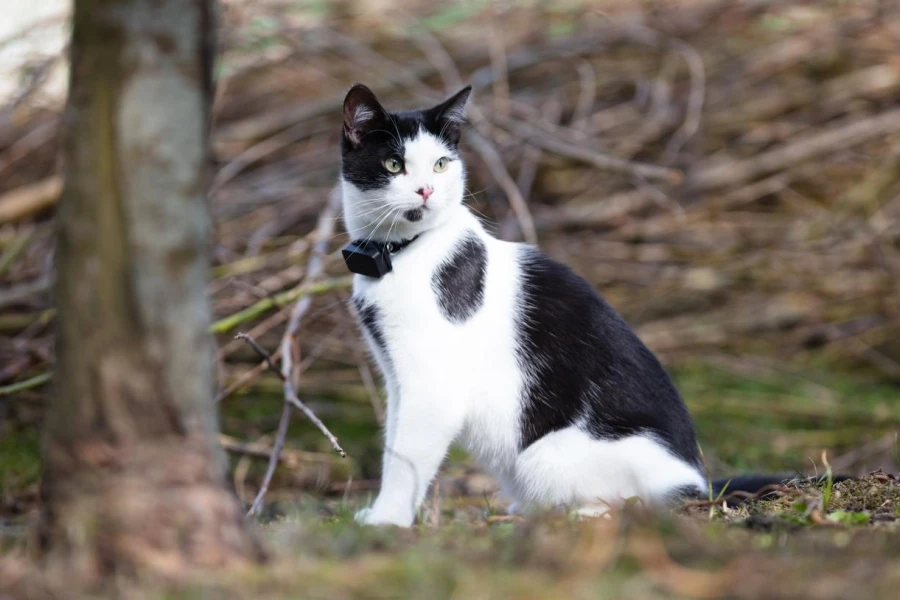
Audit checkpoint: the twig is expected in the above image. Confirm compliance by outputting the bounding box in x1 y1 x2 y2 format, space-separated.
467 129 539 244
0 177 62 224
219 433 339 465
411 28 538 244
504 99 561 240
686 107 900 191
680 484 801 509
217 302 293 359
245 190 345 516
0 225 35 278
235 331 346 459
284 382 345 457
663 38 706 163
234 332 281 375
215 350 280 403
0 122 56 177
571 59 597 132
488 1 510 116
246 403 291 516
0 371 52 396
0 274 53 309
493 115 683 184
209 275 350 334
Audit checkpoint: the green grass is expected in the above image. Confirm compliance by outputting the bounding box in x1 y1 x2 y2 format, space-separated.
2 363 896 520
0 428 41 502
4 479 899 599
676 363 900 473
2 363 899 598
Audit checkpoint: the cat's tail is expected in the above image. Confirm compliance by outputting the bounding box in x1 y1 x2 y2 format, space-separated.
709 473 852 506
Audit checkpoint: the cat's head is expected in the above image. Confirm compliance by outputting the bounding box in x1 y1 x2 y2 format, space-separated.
340 84 472 241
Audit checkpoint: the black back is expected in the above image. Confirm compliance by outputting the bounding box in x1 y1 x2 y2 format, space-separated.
515 247 701 466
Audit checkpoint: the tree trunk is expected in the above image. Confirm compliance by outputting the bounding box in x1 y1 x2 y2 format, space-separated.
39 0 262 580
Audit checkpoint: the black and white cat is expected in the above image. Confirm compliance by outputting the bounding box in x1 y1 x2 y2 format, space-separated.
340 84 738 526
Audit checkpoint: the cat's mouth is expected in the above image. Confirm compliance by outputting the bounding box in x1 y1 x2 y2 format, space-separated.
403 207 426 222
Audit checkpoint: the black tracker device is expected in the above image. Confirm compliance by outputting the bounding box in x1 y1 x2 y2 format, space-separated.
342 236 419 278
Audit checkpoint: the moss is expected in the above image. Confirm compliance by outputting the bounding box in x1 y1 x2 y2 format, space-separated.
0 428 41 501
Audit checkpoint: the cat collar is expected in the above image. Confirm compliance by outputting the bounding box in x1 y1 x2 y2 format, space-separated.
342 236 420 278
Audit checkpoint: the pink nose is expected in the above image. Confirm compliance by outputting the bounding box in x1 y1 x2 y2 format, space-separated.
415 186 433 202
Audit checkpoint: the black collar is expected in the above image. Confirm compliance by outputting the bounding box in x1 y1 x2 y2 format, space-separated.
342 235 420 278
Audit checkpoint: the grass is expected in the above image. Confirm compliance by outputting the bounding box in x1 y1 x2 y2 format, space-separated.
676 363 900 473
4 481 899 599
0 428 40 504
3 363 897 518
1 364 898 598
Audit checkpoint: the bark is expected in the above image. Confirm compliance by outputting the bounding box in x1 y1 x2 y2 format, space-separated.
39 0 262 581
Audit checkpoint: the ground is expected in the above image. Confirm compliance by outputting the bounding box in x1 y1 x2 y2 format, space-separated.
2 0 900 597
2 367 899 599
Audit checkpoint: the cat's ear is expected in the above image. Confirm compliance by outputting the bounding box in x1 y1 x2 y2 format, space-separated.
343 84 389 148
428 85 472 144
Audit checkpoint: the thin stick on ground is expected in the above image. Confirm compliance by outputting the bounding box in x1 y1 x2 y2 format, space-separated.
215 350 281 403
233 331 349 461
243 190 345 517
234 332 281 375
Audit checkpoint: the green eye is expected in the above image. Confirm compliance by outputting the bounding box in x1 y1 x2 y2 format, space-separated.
383 157 403 173
434 157 450 173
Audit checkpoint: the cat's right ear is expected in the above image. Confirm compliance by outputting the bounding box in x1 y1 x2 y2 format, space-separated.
343 84 389 148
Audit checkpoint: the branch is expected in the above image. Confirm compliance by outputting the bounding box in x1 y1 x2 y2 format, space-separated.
411 28 538 243
679 484 801 509
0 177 62 224
219 433 339 465
246 403 291 517
234 331 347 459
243 190 345 517
210 275 351 334
686 107 900 191
0 371 52 396
492 115 683 184
234 332 280 374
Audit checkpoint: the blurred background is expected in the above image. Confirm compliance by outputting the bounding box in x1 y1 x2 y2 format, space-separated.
2 0 899 526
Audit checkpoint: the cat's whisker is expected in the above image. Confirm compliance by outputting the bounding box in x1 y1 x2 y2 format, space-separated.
339 204 396 244
359 205 402 247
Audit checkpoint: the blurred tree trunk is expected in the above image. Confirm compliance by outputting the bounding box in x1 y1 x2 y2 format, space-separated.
39 0 262 579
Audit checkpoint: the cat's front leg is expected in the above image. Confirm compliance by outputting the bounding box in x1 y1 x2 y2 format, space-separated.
356 384 465 527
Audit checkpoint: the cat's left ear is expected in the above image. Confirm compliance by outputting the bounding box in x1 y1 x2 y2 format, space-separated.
428 85 472 144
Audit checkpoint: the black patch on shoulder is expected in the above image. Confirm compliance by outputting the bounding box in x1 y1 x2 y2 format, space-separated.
352 297 387 355
432 234 487 323
515 248 701 467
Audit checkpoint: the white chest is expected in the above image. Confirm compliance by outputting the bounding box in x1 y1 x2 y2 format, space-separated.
351 220 526 475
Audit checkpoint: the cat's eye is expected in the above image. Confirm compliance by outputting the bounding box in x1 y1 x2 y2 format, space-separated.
383 157 403 173
433 157 450 173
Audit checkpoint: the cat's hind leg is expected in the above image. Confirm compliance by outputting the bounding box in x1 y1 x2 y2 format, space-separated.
511 426 705 514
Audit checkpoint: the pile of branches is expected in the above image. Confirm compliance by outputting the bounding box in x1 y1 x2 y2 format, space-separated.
2 0 899 502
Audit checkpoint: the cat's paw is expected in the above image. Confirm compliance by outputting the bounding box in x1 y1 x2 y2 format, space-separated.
354 507 411 527
353 508 374 524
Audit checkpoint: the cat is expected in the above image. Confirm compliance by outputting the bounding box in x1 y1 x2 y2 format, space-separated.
340 83 780 527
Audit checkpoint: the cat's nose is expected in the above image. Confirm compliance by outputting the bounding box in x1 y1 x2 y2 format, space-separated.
415 186 433 202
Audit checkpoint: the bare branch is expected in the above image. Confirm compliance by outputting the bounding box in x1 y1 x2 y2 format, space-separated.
244 190 345 516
